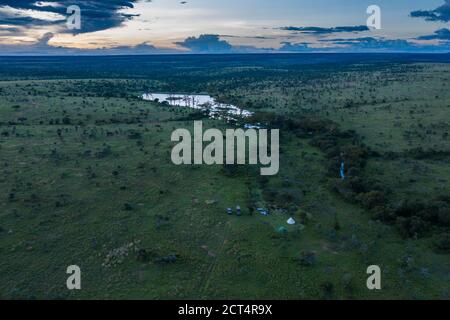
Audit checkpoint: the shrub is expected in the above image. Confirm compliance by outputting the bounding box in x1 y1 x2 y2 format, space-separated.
341 273 354 292
123 203 134 211
320 281 334 297
358 191 386 209
371 206 395 222
396 216 429 238
298 251 316 266
437 206 450 226
433 233 450 253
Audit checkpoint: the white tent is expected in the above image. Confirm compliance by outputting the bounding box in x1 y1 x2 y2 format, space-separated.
287 217 296 225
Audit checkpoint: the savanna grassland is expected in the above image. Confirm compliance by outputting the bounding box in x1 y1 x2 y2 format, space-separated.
0 54 449 299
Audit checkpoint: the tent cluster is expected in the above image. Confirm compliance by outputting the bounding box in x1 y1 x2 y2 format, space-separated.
276 217 297 234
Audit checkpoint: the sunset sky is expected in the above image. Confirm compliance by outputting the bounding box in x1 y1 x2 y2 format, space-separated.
0 0 449 54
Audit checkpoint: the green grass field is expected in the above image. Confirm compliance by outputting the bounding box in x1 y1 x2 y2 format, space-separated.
0 61 449 299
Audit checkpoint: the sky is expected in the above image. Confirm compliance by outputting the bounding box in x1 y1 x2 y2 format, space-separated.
0 0 449 54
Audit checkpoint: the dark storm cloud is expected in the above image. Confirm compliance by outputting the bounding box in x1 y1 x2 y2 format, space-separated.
0 0 142 33
0 15 61 27
417 28 450 40
279 25 370 34
329 37 412 50
318 37 376 43
175 34 232 52
219 34 276 40
323 37 411 49
282 37 450 53
174 34 276 53
0 26 22 33
410 0 450 22
279 42 311 52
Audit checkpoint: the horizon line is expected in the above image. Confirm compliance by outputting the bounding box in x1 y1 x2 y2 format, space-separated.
1 52 450 58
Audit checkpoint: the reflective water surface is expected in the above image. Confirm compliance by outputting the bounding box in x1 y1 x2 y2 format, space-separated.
142 93 253 121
